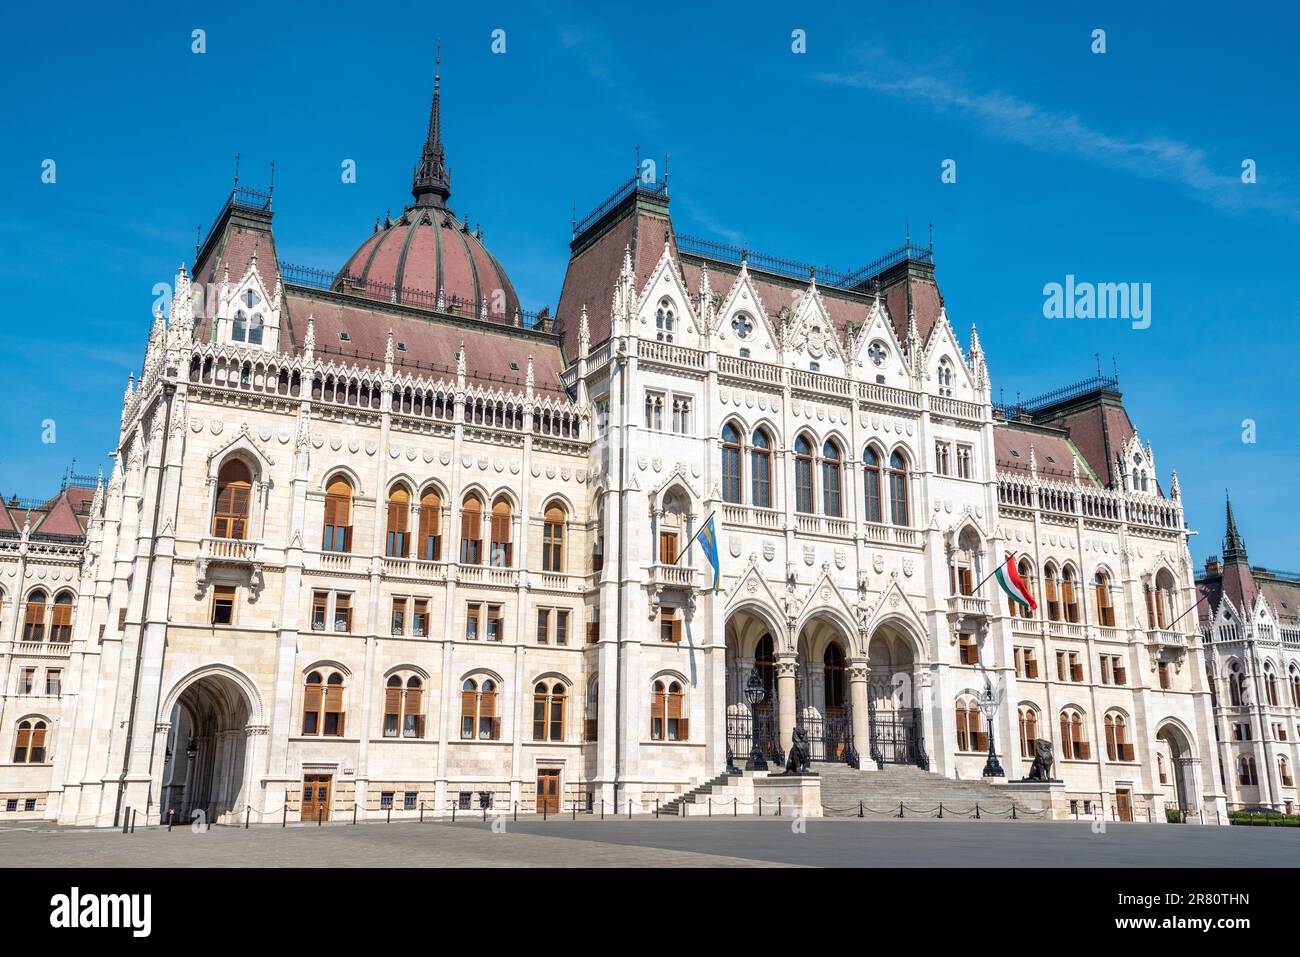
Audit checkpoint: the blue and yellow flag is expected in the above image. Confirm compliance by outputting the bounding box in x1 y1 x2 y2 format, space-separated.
697 514 721 592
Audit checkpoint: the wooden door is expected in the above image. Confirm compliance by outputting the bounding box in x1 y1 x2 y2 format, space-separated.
536 770 560 813
1115 789 1133 823
303 774 332 821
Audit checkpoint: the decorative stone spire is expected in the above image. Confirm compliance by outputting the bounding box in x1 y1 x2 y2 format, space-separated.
384 329 395 373
698 264 714 329
1071 452 1080 485
411 43 451 207
1223 492 1248 566
1170 470 1181 500
456 340 466 385
578 304 590 356
303 315 316 362
1028 444 1038 481
526 355 535 397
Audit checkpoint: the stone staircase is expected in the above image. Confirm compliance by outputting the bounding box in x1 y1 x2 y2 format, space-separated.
817 763 1032 818
660 772 750 816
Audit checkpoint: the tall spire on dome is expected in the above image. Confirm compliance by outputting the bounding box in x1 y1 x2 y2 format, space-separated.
1223 492 1249 566
411 41 452 208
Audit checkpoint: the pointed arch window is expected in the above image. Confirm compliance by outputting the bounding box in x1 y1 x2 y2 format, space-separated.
721 423 742 504
887 451 910 526
794 435 815 514
1238 755 1258 786
212 459 252 540
490 496 513 567
655 298 675 343
1062 567 1081 623
385 486 411 557
418 488 442 560
383 675 425 738
459 494 483 564
1280 756 1293 788
821 441 843 517
1011 560 1036 619
22 590 47 642
1104 712 1132 761
49 591 73 643
302 671 346 736
955 699 985 752
543 505 566 572
322 476 353 552
1094 571 1115 626
1044 565 1062 621
532 681 567 741
751 429 772 507
862 446 883 523
1059 708 1089 759
937 359 954 397
232 289 265 346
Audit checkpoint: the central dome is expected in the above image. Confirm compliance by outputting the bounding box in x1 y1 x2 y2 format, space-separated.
333 58 521 323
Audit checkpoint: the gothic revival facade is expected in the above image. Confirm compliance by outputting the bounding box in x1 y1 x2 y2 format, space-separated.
0 68 1229 826
1198 501 1300 812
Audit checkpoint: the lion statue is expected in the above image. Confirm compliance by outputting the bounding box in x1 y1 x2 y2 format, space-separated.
786 726 811 774
1026 738 1057 782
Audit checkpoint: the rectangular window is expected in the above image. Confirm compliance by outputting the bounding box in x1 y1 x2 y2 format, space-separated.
390 597 406 636
671 395 692 434
466 605 480 641
404 792 417 811
536 608 550 644
1069 653 1083 683
934 441 951 477
212 586 235 625
118 608 127 630
45 670 61 696
1021 648 1039 679
1056 651 1067 682
380 792 394 810
1158 661 1171 690
333 594 352 633
644 392 664 430
20 668 35 695
555 610 569 646
412 598 429 638
5 799 15 812
660 608 682 643
659 531 678 565
1100 657 1112 685
959 634 979 665
24 799 35 812
312 591 328 631
487 605 504 642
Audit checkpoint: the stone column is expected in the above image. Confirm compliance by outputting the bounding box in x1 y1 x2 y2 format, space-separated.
849 658 871 770
776 652 798 754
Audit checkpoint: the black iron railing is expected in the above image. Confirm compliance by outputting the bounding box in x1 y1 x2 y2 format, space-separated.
676 235 933 291
573 175 668 237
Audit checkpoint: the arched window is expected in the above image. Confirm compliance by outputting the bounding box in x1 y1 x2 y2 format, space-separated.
322 476 353 552
212 459 252 540
1238 755 1258 786
1018 705 1039 758
1011 559 1036 619
751 429 772 507
794 435 815 514
1265 665 1279 707
823 644 846 711
418 488 442 560
1290 669 1300 708
721 423 743 504
460 678 499 740
1157 752 1167 784
650 680 687 741
1044 564 1062 621
951 528 980 596
1227 662 1245 706
385 486 411 557
459 494 483 564
1061 567 1080 623
1059 708 1089 760
542 504 565 572
302 671 346 737
1148 571 1175 630
655 298 676 343
1279 756 1293 787
862 446 883 523
490 497 513 567
955 698 985 752
22 590 47 642
232 289 265 345
887 451 909 526
821 441 843 517
1094 571 1115 626
937 359 954 397
383 675 425 738
13 719 47 763
532 681 567 742
1104 712 1131 761
49 591 73 642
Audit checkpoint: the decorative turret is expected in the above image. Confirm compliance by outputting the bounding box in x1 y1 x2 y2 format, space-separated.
1223 493 1249 566
303 315 316 363
384 329 395 375
578 304 590 357
456 340 467 387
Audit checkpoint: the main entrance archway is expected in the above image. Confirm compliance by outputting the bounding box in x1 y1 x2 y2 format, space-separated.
724 608 784 766
866 622 928 768
794 615 855 764
160 671 254 825
1155 720 1198 821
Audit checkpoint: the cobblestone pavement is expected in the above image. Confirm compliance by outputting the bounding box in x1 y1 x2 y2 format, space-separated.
1 817 1295 867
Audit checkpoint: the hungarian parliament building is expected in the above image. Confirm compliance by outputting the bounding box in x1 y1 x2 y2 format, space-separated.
2 69 1294 828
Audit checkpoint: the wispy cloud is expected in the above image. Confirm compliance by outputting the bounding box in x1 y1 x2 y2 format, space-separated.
817 51 1300 222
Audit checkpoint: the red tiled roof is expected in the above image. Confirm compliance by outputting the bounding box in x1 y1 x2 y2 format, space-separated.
283 290 567 397
1039 401 1136 489
994 422 1098 485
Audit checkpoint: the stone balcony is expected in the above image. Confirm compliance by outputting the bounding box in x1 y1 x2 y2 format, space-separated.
200 536 260 564
1146 629 1188 653
648 562 700 590
11 640 71 658
946 594 992 618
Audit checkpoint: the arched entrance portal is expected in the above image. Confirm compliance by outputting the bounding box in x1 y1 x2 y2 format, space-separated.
794 617 855 763
160 673 252 825
866 623 929 768
1155 721 1198 822
724 609 784 766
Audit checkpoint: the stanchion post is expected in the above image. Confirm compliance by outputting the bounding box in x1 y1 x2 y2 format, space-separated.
167 809 175 832
245 805 250 829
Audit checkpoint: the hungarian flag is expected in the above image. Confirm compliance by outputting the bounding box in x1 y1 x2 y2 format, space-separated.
994 554 1036 611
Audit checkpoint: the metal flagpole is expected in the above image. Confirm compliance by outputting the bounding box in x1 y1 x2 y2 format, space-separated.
1161 591 1209 633
671 510 717 565
968 549 1019 597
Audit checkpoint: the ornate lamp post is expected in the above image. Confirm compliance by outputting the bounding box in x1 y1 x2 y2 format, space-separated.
979 683 1005 778
744 668 768 771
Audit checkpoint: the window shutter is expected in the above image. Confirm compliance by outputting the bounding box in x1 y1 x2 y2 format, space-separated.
324 685 344 735
303 684 322 732
461 690 476 735
14 725 30 761
31 723 46 756
651 692 664 721
481 691 497 738
670 613 682 643
384 686 401 720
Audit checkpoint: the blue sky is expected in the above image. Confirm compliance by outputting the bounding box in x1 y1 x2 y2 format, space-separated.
2 1 1296 567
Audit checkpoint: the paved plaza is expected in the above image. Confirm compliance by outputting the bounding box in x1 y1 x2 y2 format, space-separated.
1 818 1296 868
